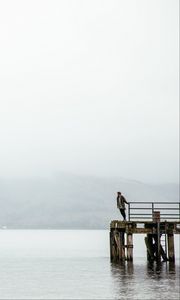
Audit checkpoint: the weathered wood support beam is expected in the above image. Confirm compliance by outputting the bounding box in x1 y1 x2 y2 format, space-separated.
145 234 155 262
156 222 161 262
167 234 175 262
120 232 125 260
110 230 118 262
110 230 126 261
109 231 113 261
114 231 121 261
160 244 168 261
127 233 133 261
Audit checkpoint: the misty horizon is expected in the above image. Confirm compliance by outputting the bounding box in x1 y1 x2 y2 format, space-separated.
0 172 179 229
0 171 179 186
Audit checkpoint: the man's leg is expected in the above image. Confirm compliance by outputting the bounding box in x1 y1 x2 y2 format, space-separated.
120 209 126 221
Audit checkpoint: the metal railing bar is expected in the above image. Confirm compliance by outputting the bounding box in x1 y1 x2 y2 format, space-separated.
161 218 180 219
130 213 180 216
128 202 179 204
154 202 179 204
129 205 179 208
131 213 152 216
153 208 179 210
129 207 155 210
129 205 179 207
159 214 180 216
130 217 153 219
128 207 179 210
130 217 179 220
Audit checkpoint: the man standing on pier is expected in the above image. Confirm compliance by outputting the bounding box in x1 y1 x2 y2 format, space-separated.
117 192 128 221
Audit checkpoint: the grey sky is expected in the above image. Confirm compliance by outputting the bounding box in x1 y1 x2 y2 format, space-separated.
0 0 179 183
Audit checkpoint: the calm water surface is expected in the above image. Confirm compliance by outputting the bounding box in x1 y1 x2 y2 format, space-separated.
0 230 179 299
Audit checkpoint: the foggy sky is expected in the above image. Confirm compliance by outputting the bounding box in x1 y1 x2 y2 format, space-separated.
0 0 179 183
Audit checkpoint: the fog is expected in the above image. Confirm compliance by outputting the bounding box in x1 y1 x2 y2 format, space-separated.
0 0 179 183
0 174 179 228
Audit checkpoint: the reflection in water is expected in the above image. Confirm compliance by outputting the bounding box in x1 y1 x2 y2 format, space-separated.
147 261 163 277
147 261 176 278
110 260 179 300
110 261 134 299
111 261 134 277
169 261 176 274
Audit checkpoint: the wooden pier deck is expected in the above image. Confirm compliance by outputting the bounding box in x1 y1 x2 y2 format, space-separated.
110 220 180 234
110 202 180 263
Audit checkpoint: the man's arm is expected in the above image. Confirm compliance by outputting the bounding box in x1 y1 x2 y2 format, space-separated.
122 195 128 204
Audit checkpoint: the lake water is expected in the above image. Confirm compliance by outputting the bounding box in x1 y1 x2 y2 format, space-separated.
0 230 179 299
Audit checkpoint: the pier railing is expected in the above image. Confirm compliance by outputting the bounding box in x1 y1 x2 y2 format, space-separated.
128 202 180 221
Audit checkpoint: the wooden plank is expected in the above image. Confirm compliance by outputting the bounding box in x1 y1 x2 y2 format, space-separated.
127 233 133 261
109 231 113 261
156 222 161 262
110 220 180 234
167 234 175 262
145 235 155 261
120 232 125 260
114 231 120 259
111 220 180 226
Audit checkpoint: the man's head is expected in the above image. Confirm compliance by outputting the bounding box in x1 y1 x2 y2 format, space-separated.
117 192 121 196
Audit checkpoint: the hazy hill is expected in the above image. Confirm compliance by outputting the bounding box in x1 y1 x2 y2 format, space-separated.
0 173 179 229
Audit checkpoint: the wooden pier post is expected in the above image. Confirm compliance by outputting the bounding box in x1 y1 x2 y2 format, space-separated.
110 229 126 262
109 231 113 261
127 233 133 261
145 234 155 262
114 230 121 261
167 233 175 262
156 222 161 262
120 231 125 260
110 230 118 262
117 231 122 260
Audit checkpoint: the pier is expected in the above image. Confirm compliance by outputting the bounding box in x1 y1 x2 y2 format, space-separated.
110 202 180 262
